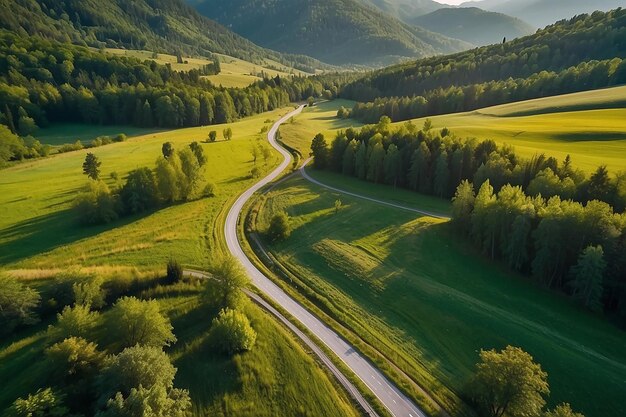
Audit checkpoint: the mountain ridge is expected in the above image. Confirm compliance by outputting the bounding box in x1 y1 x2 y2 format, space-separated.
185 0 472 67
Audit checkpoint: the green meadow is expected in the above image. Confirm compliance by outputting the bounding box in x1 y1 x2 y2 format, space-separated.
34 123 162 146
0 108 362 415
256 170 626 417
278 99 362 156
399 86 626 173
102 48 309 89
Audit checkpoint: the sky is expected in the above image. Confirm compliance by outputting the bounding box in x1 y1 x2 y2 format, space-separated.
437 0 471 4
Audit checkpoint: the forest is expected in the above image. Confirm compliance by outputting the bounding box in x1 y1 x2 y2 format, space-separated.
340 9 626 120
0 31 344 164
346 57 626 123
310 117 626 322
0 0 327 73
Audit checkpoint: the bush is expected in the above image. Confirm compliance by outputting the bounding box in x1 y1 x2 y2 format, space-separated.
0 274 40 335
250 166 261 178
58 140 84 153
209 308 257 354
73 180 119 225
113 133 127 143
73 276 106 309
7 388 69 417
267 211 291 241
46 337 105 382
109 297 176 349
52 304 100 340
203 182 217 197
166 259 183 284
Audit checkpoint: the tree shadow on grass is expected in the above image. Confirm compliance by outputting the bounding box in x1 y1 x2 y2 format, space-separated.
0 209 154 265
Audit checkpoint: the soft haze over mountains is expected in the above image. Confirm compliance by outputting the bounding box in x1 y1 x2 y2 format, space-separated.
411 7 535 45
185 0 471 66
461 0 625 28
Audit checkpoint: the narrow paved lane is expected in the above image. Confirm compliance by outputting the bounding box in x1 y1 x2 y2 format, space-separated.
300 158 449 219
223 105 429 417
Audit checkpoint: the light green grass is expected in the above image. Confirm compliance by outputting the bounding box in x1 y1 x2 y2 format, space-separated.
34 123 162 146
257 174 626 417
0 107 363 416
0 108 292 270
279 100 362 156
101 48 310 88
397 87 626 173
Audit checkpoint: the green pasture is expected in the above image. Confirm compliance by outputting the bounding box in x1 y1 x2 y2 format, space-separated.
257 172 626 417
400 87 626 173
34 123 162 146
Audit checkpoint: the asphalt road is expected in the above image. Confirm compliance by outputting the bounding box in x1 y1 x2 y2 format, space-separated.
223 105 429 417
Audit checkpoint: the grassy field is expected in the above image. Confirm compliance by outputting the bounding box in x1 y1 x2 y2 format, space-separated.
279 100 362 156
398 87 626 173
102 48 310 88
34 123 162 146
256 170 626 417
0 107 363 416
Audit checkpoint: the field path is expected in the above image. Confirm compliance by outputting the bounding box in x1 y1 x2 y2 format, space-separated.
300 158 449 219
223 105 428 417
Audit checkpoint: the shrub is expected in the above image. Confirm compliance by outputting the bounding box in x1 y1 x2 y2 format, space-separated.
0 274 40 335
166 259 183 284
73 180 119 225
267 211 291 241
250 166 261 178
203 182 217 197
109 297 176 349
209 308 257 354
113 133 127 143
53 304 100 340
7 388 69 417
46 337 105 382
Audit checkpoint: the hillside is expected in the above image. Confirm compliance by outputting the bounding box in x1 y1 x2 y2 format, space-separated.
0 0 329 73
361 0 447 22
412 7 535 46
341 8 626 101
461 0 625 28
184 0 471 67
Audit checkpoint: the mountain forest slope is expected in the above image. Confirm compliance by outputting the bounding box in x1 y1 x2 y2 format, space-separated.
412 7 535 46
0 0 328 73
185 0 471 67
342 8 626 101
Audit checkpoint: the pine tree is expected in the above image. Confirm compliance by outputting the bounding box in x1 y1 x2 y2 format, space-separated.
82 153 101 180
570 245 606 311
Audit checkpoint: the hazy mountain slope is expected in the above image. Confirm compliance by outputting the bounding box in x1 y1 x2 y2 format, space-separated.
0 0 329 72
360 0 448 22
412 7 535 46
185 0 471 67
462 0 625 28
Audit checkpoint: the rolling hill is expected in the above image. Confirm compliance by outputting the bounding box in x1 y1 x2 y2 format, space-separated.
184 0 472 67
0 0 329 73
412 7 535 46
461 0 625 28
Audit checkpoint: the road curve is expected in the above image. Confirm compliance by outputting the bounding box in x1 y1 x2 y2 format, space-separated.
224 105 428 417
300 158 449 219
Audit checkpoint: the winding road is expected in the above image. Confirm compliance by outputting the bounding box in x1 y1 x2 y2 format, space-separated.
223 105 429 417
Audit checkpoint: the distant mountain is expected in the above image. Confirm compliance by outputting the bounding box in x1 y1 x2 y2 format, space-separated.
0 0 329 73
185 0 471 67
461 0 625 28
412 7 535 46
360 0 448 22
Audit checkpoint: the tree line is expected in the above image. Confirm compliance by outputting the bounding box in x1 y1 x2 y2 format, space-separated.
341 9 626 102
0 31 337 164
345 57 626 123
310 119 626 322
